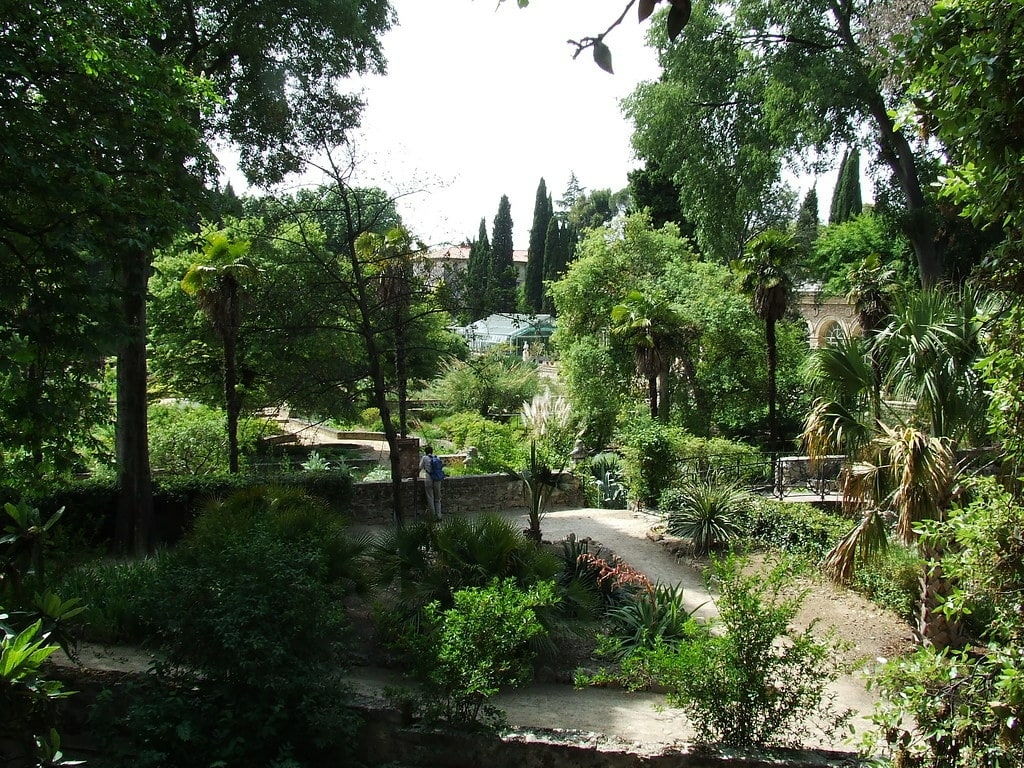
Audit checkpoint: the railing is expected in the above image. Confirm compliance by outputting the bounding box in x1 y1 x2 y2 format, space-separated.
676 453 847 502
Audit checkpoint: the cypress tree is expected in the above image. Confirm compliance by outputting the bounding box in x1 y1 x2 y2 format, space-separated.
490 195 517 313
524 178 552 313
829 148 863 225
794 187 820 255
466 218 491 320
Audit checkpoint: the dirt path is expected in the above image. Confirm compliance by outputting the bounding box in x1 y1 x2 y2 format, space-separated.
348 505 915 754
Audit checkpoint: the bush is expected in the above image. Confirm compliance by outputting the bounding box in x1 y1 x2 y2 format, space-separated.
616 413 687 508
740 499 850 560
436 412 527 472
642 554 850 747
410 578 557 727
660 476 752 554
429 349 541 419
848 544 921 623
583 452 627 509
148 400 269 475
89 486 362 767
601 583 701 660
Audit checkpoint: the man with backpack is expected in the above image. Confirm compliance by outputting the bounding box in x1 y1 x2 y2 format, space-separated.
419 444 444 521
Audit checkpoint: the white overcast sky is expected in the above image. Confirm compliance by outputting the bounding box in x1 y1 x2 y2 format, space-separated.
280 0 661 249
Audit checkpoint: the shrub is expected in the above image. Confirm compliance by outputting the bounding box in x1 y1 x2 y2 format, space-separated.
90 486 362 767
616 412 687 508
645 554 850 747
429 349 541 419
584 452 628 509
601 583 701 659
661 476 752 554
370 514 560 619
848 544 921 622
436 412 527 472
741 499 850 560
148 400 268 475
411 578 558 727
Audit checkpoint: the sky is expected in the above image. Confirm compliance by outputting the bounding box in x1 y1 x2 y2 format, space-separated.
237 0 663 250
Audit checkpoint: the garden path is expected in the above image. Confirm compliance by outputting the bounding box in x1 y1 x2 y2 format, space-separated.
348 505 916 755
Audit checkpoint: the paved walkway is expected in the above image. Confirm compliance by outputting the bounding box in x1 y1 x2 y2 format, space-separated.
350 505 882 755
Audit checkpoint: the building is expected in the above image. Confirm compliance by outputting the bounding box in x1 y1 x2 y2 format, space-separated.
453 313 556 357
420 245 530 287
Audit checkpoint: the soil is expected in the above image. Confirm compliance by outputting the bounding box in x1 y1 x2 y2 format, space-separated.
63 505 916 756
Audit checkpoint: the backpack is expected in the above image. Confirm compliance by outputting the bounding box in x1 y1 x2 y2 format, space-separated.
428 454 445 481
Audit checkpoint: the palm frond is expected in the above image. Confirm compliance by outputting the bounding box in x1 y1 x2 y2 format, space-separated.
821 508 888 584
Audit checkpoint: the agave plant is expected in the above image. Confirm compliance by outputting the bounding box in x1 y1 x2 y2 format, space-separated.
663 476 751 555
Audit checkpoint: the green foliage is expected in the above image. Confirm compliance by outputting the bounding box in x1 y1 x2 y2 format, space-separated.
436 412 527 472
55 557 163 645
369 514 560 620
489 195 518 313
740 499 850 561
91 486 362 767
848 544 921 623
430 349 541 420
412 579 558 727
616 411 688 508
0 620 76 767
828 148 863 225
584 452 628 509
863 476 1024 766
661 476 751 554
809 214 910 296
650 555 850 747
148 400 268 475
601 583 701 660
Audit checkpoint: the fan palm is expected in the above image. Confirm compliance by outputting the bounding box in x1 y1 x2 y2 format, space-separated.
181 227 261 473
734 230 801 450
611 289 686 421
804 287 989 649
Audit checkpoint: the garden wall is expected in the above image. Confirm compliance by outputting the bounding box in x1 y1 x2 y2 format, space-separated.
347 473 585 524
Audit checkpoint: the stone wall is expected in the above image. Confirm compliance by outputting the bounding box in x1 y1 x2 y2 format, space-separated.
347 473 584 524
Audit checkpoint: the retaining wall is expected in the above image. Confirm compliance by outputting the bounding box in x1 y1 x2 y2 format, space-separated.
347 473 584 524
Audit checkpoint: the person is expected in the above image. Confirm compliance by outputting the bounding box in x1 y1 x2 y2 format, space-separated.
419 444 444 520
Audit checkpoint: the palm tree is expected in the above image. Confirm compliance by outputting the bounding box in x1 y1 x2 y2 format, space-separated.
734 230 801 451
181 227 260 474
846 254 898 422
611 290 685 421
803 286 991 649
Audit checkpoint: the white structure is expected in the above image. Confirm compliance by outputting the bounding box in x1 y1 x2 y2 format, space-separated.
453 313 556 355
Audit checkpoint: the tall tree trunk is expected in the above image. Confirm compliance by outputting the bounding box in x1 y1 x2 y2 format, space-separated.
648 375 659 420
224 330 240 474
766 317 779 452
830 5 942 289
115 248 154 555
916 541 964 650
657 364 671 422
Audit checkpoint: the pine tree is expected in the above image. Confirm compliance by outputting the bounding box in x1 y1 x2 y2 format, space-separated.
466 218 491 320
794 187 820 255
524 178 552 313
489 195 517 313
558 172 584 212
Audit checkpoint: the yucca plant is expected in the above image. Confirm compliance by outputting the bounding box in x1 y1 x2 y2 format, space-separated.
662 476 752 555
603 583 701 659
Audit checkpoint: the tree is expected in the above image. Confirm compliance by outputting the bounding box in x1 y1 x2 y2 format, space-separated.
0 1 215 527
611 290 686 421
734 230 801 451
524 179 552 313
793 187 820 257
628 161 692 234
180 227 261 474
828 148 863 225
465 219 492 321
802 287 992 647
489 195 517 313
624 0 944 286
